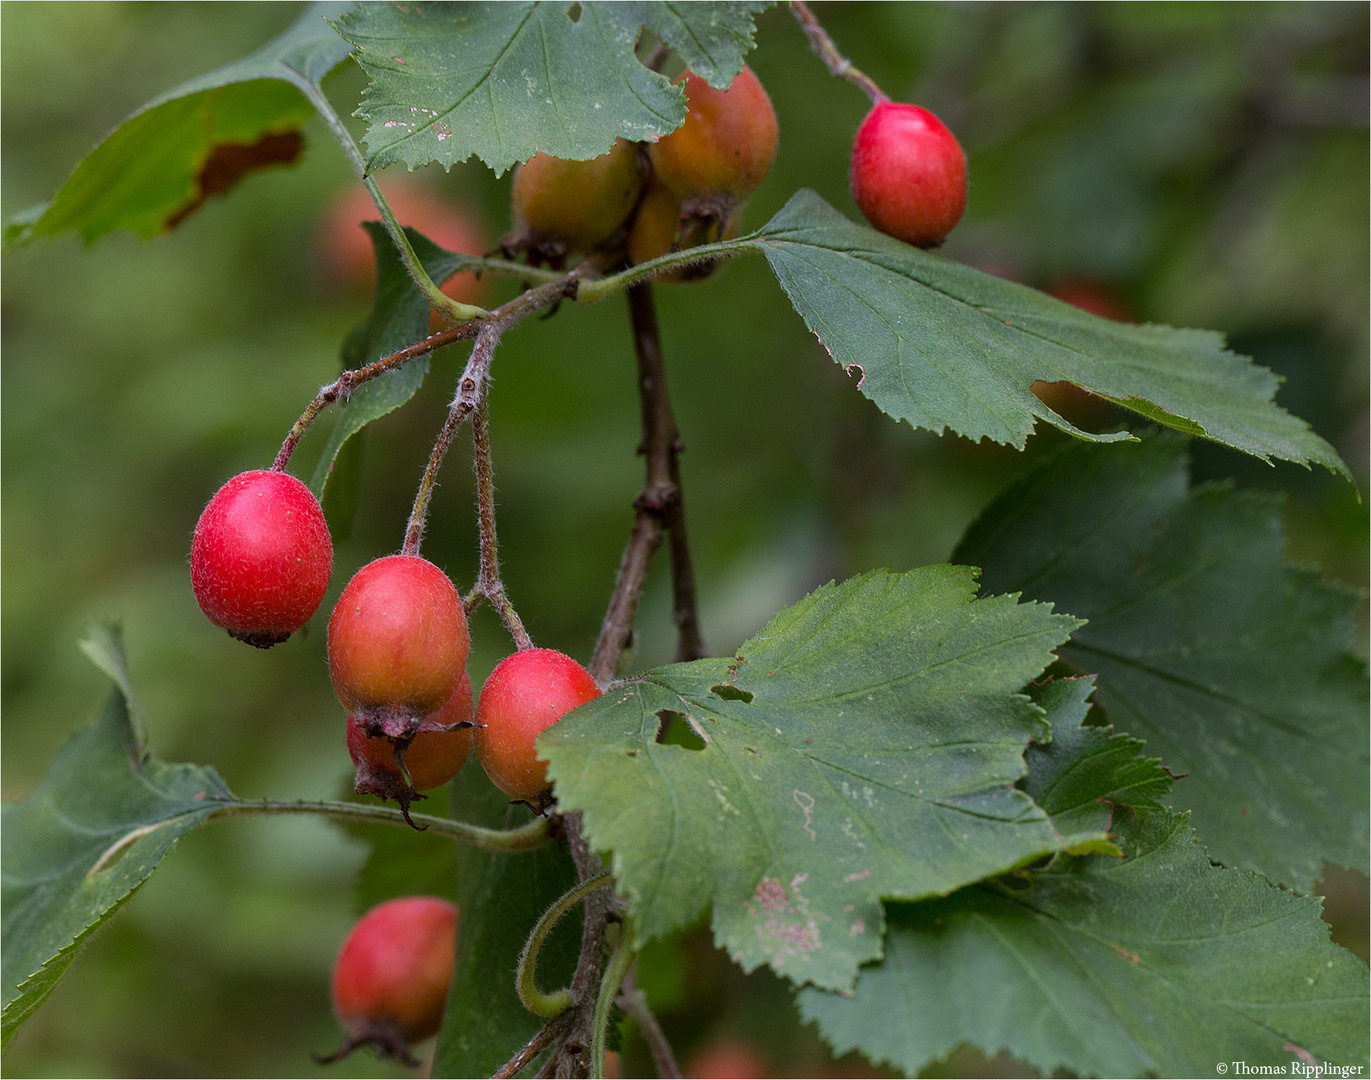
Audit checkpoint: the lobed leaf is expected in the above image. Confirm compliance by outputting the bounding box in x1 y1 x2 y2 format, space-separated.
1023 677 1172 855
800 738 1370 1078
543 566 1084 991
955 432 1369 891
753 191 1349 478
1 628 235 1048
4 3 355 248
336 1 772 175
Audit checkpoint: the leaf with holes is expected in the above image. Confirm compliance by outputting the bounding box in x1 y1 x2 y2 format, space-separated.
5 3 354 248
799 804 1370 1078
336 1 772 174
307 223 473 507
0 628 234 1048
954 431 1369 891
750 191 1347 478
543 566 1085 991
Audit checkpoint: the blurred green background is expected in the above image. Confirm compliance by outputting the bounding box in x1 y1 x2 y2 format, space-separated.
2 3 1366 1077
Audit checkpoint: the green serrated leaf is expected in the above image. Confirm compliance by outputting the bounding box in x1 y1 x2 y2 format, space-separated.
1 636 235 1046
433 757 579 1078
308 222 471 504
337 1 771 175
955 432 1369 891
799 809 1371 1078
543 566 1084 992
752 190 1349 478
4 3 353 249
1023 677 1171 854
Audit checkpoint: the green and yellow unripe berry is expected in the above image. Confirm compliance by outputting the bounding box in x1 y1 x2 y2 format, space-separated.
511 138 644 255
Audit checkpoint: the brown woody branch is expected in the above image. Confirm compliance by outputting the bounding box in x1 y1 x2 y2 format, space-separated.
493 1012 574 1079
590 283 706 684
618 968 681 1078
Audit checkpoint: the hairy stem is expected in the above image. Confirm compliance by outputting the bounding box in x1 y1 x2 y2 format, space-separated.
517 871 614 1018
591 918 637 1080
790 1 890 106
401 321 504 556
207 798 550 852
272 323 479 472
400 261 600 557
470 399 533 648
575 239 755 305
618 968 680 1079
549 816 616 1078
494 1014 574 1080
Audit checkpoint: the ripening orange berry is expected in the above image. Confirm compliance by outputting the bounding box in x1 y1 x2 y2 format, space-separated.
511 138 644 255
649 67 778 210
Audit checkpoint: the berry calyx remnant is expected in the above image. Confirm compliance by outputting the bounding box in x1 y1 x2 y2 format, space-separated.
347 673 475 804
849 102 967 248
190 470 332 649
627 178 740 283
321 896 458 1066
328 555 469 741
475 649 600 804
510 138 644 261
650 67 778 214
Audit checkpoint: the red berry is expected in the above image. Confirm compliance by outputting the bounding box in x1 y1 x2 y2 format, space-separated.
327 896 458 1064
849 102 967 248
475 649 600 803
348 673 475 798
328 555 469 739
650 67 778 209
190 470 332 648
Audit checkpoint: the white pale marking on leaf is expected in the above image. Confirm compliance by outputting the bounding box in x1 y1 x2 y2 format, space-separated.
843 869 872 883
87 822 170 877
794 789 816 839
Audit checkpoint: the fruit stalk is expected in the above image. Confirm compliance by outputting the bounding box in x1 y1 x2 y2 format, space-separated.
469 398 533 649
790 0 890 106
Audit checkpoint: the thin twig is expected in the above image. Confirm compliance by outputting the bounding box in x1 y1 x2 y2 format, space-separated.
618 969 680 1079
402 319 505 556
398 262 604 557
493 1013 573 1080
272 322 479 472
549 816 614 1078
790 1 890 106
469 399 534 648
628 284 706 663
590 284 705 683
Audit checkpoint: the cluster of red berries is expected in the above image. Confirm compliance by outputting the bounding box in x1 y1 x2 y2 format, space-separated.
191 473 599 818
